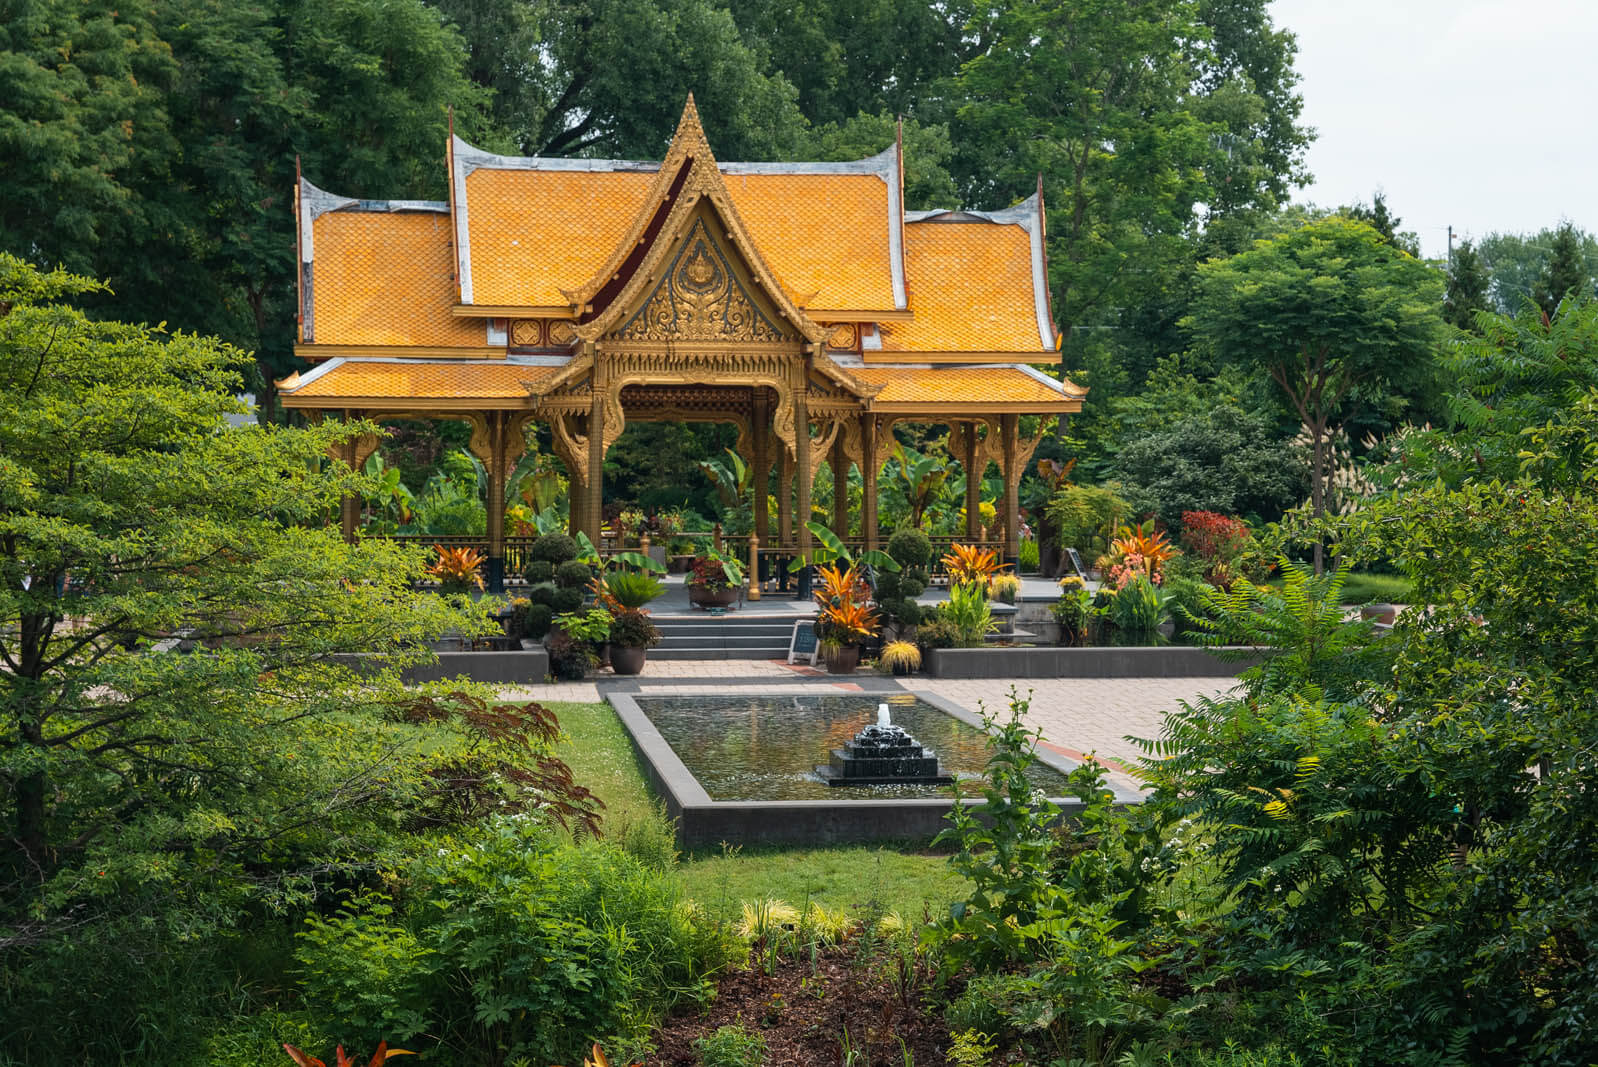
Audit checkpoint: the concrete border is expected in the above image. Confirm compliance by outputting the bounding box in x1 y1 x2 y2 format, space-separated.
331 648 549 685
923 645 1253 679
607 690 1142 850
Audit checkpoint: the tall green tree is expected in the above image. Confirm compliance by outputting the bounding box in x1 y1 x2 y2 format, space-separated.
953 0 1309 428
1478 225 1598 313
434 0 806 159
0 253 464 903
0 0 499 422
1443 238 1492 332
1345 190 1421 256
1532 221 1593 319
1185 217 1444 571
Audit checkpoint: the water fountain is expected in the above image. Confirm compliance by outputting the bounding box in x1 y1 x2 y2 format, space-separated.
815 702 954 787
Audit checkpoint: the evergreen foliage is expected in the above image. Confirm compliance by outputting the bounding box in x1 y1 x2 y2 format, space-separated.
1443 238 1493 332
1532 221 1593 318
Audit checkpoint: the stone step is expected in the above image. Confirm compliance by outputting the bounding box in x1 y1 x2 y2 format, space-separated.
649 646 791 661
657 633 799 649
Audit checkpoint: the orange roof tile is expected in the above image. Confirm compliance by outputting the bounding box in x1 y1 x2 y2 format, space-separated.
465 169 655 307
458 165 899 312
883 221 1048 353
721 173 895 311
311 213 483 348
849 366 1079 409
284 360 557 403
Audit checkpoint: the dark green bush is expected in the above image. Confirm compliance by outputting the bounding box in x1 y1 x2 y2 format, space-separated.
915 617 960 649
295 817 734 1063
522 602 554 640
527 582 558 608
550 586 585 615
898 570 928 599
887 528 933 568
554 559 593 588
874 570 901 600
880 597 921 628
524 559 554 584
529 532 578 564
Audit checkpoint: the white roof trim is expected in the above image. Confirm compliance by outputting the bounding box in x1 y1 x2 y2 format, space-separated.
451 136 477 304
298 179 356 263
282 356 344 393
1014 363 1073 396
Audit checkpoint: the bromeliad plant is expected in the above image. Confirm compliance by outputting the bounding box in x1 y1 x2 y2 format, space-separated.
813 563 880 645
427 544 486 592
284 1041 413 1067
937 581 998 648
1103 521 1180 586
941 543 1006 591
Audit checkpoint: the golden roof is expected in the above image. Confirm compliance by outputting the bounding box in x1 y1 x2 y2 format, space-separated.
280 359 558 408
310 211 483 349
850 365 1081 411
882 218 1050 353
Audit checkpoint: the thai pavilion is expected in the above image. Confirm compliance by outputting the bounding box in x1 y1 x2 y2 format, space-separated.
278 97 1083 591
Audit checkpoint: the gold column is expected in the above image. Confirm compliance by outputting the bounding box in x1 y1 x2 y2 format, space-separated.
777 453 793 548
567 476 585 538
586 347 605 545
861 413 879 552
484 413 507 564
752 388 770 548
831 434 849 538
794 362 812 563
1001 413 1020 563
964 421 982 541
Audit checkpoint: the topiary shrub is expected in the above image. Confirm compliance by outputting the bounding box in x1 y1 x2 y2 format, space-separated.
530 532 578 565
874 570 902 601
524 559 554 584
551 587 585 614
528 582 558 608
915 617 961 649
522 602 554 640
881 597 922 629
555 560 592 589
887 528 933 569
898 570 928 599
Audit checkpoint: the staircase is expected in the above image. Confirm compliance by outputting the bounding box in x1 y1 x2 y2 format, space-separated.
651 612 806 660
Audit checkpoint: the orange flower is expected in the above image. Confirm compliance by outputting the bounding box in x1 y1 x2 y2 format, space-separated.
941 543 1007 588
426 544 486 589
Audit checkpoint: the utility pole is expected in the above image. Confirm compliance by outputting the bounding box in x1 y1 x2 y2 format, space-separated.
1447 224 1455 269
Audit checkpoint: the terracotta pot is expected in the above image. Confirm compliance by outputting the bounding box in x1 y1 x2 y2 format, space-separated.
1361 603 1398 625
610 645 647 675
825 644 860 674
689 585 739 609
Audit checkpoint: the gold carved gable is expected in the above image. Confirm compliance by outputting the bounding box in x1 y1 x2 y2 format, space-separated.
615 216 794 344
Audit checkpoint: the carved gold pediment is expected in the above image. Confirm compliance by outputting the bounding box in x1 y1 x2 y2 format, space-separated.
616 217 794 344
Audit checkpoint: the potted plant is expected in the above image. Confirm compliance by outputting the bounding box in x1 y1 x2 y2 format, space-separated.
989 572 1022 605
878 640 921 676
547 607 610 680
1051 576 1093 645
599 570 665 675
687 551 744 609
427 544 485 594
813 563 878 673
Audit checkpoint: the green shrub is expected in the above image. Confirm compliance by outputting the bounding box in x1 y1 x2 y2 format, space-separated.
555 559 593 588
1045 484 1130 560
530 532 579 564
693 1023 767 1067
550 586 585 614
522 602 554 640
604 570 664 608
524 559 554 584
915 617 961 649
897 569 928 598
1107 575 1166 633
880 596 921 628
874 570 901 600
296 817 734 1064
887 528 933 568
1018 537 1040 573
528 581 558 608
938 582 997 647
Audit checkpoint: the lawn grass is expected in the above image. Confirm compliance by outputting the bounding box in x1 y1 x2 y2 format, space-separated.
547 700 968 923
1261 571 1413 604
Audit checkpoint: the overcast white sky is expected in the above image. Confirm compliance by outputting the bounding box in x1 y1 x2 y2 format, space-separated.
1267 0 1598 258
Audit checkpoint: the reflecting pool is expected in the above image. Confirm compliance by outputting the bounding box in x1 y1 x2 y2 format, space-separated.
632 692 1076 801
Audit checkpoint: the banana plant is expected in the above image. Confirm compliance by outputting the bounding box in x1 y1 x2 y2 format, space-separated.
572 531 666 575
892 442 951 530
508 449 563 513
697 447 750 509
788 522 900 573
360 453 414 534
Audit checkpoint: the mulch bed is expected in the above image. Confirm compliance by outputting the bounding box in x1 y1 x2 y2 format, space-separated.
648 939 953 1066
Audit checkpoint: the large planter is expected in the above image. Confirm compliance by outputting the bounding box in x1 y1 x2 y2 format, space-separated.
689 585 739 610
824 644 860 674
610 644 648 675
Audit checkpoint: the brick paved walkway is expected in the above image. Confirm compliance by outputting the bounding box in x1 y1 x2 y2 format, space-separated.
500 658 1236 776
